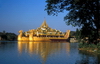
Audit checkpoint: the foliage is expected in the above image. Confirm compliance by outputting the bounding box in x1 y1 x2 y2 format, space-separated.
6 33 17 40
79 43 89 48
0 31 17 41
79 43 100 53
97 43 100 49
75 28 81 40
70 31 76 37
45 0 100 28
89 44 97 49
45 0 100 44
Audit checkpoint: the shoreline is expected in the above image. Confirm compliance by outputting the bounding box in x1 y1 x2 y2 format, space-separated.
78 48 100 54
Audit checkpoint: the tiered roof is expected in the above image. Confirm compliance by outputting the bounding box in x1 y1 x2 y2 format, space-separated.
25 20 65 36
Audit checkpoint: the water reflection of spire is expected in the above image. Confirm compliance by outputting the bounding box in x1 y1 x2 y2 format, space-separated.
17 41 64 64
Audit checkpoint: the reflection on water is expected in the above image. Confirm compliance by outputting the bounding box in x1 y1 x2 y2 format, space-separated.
18 41 70 64
66 43 70 56
75 50 100 64
0 41 100 64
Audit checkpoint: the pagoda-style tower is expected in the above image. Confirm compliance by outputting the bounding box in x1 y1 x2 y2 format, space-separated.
40 20 49 28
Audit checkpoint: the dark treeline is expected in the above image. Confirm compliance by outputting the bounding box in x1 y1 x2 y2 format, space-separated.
70 29 100 44
0 31 17 41
75 28 100 44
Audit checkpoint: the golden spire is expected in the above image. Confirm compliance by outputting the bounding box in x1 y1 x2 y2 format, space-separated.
40 19 49 27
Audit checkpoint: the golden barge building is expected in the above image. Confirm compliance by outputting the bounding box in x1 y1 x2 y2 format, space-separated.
18 20 70 41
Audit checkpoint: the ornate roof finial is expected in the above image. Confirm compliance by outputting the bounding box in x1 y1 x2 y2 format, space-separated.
40 18 48 27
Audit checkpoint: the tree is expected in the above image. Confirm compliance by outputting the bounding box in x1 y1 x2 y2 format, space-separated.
0 31 17 41
70 31 76 37
75 28 81 40
45 0 100 43
6 33 17 40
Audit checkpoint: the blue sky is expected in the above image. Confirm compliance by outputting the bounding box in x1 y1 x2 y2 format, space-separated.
0 0 77 34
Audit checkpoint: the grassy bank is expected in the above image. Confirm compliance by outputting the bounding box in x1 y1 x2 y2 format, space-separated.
78 43 100 54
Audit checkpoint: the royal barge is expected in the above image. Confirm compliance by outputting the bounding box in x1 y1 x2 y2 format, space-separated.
18 20 70 41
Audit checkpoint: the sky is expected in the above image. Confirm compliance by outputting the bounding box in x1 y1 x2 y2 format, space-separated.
0 0 78 35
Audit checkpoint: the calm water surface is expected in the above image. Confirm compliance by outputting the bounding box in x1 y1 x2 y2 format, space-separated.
0 41 100 64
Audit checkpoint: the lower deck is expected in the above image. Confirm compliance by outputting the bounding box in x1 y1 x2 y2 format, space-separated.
18 37 68 41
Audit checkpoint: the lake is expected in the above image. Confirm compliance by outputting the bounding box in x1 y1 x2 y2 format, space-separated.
0 41 100 64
